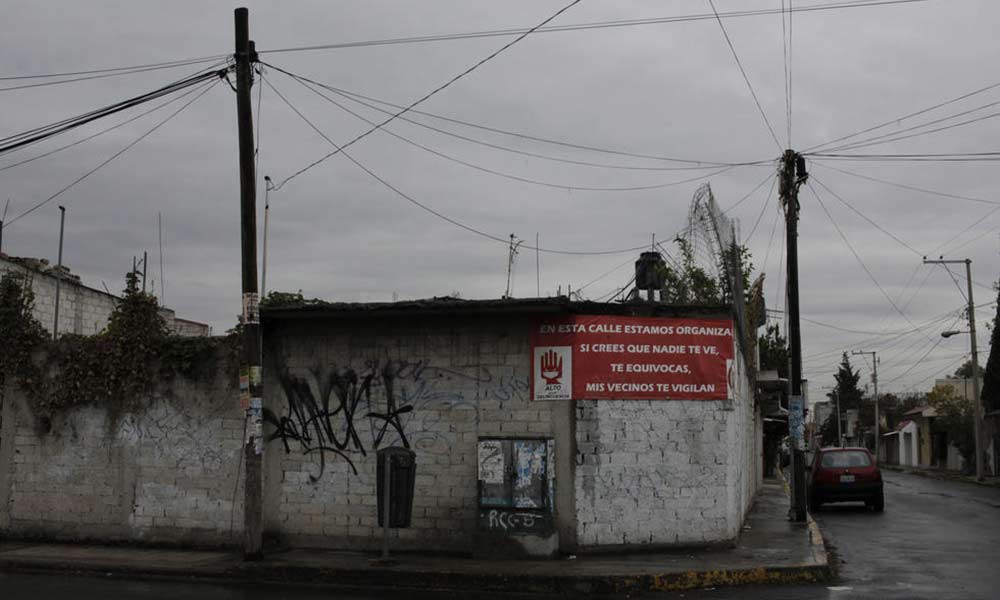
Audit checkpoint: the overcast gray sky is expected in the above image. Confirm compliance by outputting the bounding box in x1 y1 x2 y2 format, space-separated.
1 0 998 396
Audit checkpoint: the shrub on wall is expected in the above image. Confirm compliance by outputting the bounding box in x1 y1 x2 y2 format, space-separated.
0 271 237 432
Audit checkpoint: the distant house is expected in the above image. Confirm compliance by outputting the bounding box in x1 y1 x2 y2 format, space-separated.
0 253 209 337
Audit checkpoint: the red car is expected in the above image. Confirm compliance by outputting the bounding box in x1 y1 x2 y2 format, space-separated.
809 447 884 512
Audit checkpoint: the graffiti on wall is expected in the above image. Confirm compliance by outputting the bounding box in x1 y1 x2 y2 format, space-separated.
267 357 518 481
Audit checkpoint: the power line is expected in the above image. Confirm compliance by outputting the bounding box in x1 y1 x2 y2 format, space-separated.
817 97 1000 154
257 0 932 55
264 76 647 257
273 0 586 190
0 66 227 157
264 64 760 171
278 69 766 167
706 0 784 152
0 54 228 81
809 110 1000 155
0 57 229 93
275 69 742 192
811 162 1000 206
0 82 210 173
4 80 218 227
807 181 933 341
809 151 1000 162
882 315 961 384
806 75 1000 153
743 174 778 244
810 175 922 256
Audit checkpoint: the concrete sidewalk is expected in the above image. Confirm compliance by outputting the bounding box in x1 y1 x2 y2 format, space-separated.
0 480 830 596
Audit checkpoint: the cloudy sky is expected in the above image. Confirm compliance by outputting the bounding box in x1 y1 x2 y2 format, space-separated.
1 0 998 396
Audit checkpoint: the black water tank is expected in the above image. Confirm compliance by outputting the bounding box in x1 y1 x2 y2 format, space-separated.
634 251 666 290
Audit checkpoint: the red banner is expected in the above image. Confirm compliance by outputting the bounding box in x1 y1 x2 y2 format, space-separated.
530 315 735 401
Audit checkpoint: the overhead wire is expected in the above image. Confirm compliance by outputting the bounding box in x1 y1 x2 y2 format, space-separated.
262 64 762 171
805 75 1000 153
743 174 778 244
0 81 210 173
0 66 228 157
807 181 933 341
0 54 228 81
4 80 218 227
808 111 1000 155
273 68 742 192
263 76 647 257
810 175 922 257
273 0 586 190
706 0 784 152
257 0 933 55
811 162 1000 206
0 57 229 92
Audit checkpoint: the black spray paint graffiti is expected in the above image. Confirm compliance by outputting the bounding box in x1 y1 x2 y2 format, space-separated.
266 358 504 481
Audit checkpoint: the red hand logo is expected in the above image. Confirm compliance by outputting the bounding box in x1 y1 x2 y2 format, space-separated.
540 350 563 384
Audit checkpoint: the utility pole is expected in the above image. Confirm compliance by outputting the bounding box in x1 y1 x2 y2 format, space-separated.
924 256 984 480
504 234 522 298
234 6 263 559
142 250 148 293
780 149 808 521
52 206 66 339
853 350 879 462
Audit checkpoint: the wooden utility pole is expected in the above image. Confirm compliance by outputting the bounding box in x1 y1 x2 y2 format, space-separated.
780 149 807 521
852 350 879 462
234 6 263 560
924 257 984 480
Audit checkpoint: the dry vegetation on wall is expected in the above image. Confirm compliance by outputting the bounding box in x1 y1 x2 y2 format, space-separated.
0 270 238 432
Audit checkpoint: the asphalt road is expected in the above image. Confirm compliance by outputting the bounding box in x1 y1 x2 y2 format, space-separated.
2 471 998 599
680 470 1000 599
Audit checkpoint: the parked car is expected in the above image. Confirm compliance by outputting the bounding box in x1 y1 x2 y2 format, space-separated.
809 447 884 512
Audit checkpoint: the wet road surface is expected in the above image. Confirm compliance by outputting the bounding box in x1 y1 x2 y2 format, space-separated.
679 470 1000 599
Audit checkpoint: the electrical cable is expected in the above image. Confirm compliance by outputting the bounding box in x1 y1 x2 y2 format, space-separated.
264 64 761 171
0 82 210 173
810 175 922 256
0 57 229 92
743 174 778 244
805 76 1000 153
809 151 1000 163
816 97 1000 154
275 69 741 192
706 0 784 152
882 315 961 384
576 255 638 296
939 263 968 302
811 162 1000 206
264 76 648 256
273 0 586 190
809 110 1000 155
807 181 933 341
0 54 228 81
0 67 227 157
4 80 218 227
257 1 932 55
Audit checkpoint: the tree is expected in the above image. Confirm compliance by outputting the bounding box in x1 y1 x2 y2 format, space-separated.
0 271 47 392
927 384 976 470
758 323 789 378
981 284 1000 415
954 360 985 380
658 237 722 305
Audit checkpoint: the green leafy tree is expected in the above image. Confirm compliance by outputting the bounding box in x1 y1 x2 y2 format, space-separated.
819 354 866 447
0 271 47 392
982 284 1000 414
953 360 985 380
927 384 976 469
758 323 789 379
658 237 722 305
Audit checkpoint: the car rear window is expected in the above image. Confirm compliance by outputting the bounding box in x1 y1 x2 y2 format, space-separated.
820 450 871 468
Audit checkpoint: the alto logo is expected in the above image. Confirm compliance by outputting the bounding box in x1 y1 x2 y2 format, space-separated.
533 346 571 401
540 349 563 384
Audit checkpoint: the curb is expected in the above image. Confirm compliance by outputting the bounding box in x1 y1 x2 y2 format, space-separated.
0 556 835 596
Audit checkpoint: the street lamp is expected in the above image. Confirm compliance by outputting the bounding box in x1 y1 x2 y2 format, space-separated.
924 255 984 481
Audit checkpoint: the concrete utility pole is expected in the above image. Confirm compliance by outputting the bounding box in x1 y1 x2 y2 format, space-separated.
780 149 808 521
924 256 984 481
52 206 66 338
853 350 879 462
234 7 263 559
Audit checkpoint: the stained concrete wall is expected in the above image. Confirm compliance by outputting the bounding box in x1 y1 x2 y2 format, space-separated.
260 315 556 554
573 336 760 548
0 374 242 546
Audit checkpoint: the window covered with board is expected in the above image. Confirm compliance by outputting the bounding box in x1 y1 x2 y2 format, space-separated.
477 438 554 533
